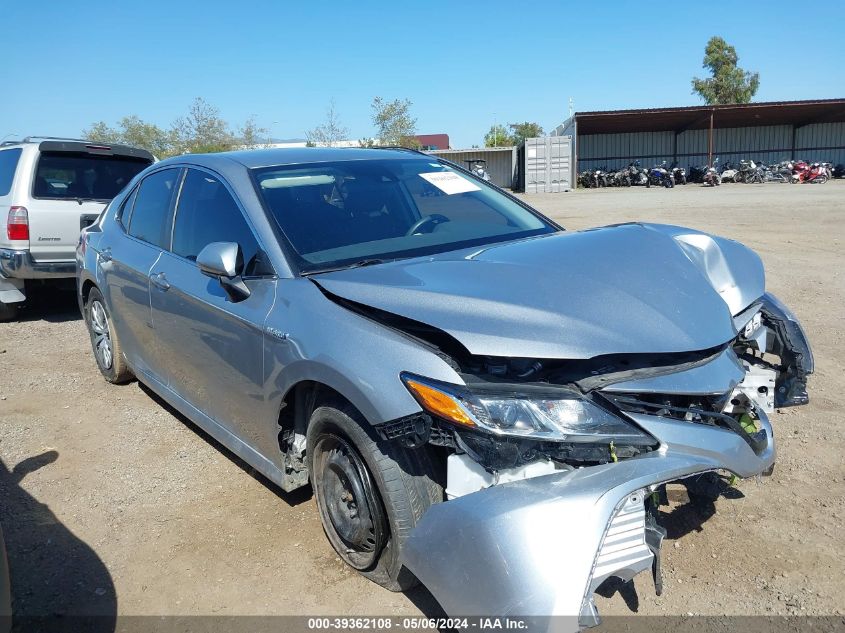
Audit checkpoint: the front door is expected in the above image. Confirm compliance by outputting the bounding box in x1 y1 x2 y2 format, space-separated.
149 168 277 452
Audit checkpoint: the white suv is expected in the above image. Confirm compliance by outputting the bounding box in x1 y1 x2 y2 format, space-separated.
0 137 153 320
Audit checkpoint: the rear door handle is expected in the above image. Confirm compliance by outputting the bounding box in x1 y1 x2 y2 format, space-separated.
98 247 112 262
150 271 170 291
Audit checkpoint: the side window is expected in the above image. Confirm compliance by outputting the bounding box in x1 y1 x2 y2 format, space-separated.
0 149 23 197
116 186 139 228
127 169 179 248
172 169 265 275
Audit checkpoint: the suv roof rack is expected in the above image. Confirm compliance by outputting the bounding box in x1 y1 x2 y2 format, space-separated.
23 135 94 143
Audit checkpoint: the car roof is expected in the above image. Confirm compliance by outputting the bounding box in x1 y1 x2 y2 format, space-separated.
156 147 430 170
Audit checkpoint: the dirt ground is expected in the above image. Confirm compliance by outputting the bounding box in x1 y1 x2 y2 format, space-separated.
0 181 843 625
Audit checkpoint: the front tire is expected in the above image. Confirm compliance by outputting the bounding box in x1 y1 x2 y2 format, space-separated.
85 287 133 383
307 403 443 591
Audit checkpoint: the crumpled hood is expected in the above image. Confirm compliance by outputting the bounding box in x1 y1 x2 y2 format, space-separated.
314 223 765 359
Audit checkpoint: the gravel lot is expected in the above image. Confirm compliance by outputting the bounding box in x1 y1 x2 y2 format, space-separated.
1 181 843 625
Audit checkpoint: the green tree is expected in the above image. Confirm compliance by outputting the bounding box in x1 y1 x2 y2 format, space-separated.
171 97 235 154
484 124 511 147
370 97 417 146
84 121 117 143
84 99 272 157
238 116 270 149
306 100 350 147
692 36 760 104
83 116 175 158
508 121 544 145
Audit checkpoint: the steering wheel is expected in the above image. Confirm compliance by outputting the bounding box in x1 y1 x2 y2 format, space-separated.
405 214 450 236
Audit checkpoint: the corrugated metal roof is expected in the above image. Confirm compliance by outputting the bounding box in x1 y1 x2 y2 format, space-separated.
575 99 845 134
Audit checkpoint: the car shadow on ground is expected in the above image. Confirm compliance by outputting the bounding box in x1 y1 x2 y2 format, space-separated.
11 283 80 324
0 451 117 632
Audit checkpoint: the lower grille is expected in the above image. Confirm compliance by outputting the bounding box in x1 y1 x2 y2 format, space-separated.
593 491 653 582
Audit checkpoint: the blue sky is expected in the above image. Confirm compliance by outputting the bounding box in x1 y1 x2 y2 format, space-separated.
1 1 843 148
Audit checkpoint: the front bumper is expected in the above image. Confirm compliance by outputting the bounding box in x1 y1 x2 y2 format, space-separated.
402 410 775 631
0 248 77 280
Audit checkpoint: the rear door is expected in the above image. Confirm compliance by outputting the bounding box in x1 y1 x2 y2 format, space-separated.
101 167 180 381
27 141 152 262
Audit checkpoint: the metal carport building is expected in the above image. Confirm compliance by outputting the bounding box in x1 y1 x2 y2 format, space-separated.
551 98 845 173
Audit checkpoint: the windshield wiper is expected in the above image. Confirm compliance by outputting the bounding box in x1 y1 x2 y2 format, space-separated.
74 197 109 205
301 258 386 276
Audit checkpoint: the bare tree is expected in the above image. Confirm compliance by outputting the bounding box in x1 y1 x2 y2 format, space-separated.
306 100 350 147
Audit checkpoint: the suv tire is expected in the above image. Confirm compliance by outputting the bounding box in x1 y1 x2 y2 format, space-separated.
85 287 133 383
307 403 442 591
0 302 17 322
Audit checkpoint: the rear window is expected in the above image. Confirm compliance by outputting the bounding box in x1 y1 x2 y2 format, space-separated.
32 151 150 201
0 148 22 197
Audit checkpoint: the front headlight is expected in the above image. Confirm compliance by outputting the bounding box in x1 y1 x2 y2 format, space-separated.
401 373 652 443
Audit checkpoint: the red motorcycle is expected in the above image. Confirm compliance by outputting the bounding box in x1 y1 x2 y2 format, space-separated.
792 161 829 184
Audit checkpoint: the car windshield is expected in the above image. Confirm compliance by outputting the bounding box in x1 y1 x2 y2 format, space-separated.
252 158 556 273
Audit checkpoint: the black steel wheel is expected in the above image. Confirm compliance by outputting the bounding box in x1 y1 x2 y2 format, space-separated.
307 403 442 591
312 433 387 570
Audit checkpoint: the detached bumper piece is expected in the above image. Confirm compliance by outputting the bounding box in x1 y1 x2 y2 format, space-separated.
580 490 662 627
402 411 776 633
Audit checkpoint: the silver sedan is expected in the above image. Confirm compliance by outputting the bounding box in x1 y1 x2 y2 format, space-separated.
76 148 812 629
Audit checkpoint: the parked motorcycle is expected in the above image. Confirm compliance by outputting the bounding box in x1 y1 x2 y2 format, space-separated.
628 161 649 185
608 168 632 187
762 161 790 183
646 161 674 188
792 161 829 184
737 159 765 184
703 158 722 186
669 162 687 185
466 159 491 182
719 161 739 183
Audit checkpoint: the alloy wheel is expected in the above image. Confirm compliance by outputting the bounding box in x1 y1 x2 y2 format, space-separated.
90 300 113 370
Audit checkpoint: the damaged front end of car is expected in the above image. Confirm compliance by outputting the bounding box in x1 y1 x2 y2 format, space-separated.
371 292 811 629
309 222 813 630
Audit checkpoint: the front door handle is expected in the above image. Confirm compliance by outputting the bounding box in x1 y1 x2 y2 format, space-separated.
150 271 170 291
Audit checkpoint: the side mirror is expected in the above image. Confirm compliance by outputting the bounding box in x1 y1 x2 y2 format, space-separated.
196 241 250 301
197 241 242 278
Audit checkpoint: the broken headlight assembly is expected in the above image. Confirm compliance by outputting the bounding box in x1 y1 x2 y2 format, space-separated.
400 372 653 444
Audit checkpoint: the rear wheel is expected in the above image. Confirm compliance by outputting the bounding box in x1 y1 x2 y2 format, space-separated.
307 403 442 591
85 287 133 383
